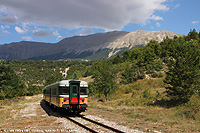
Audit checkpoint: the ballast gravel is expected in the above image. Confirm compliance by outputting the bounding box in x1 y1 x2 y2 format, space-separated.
84 115 143 133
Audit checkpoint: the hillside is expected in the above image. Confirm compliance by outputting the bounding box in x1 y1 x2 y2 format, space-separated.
106 30 181 57
0 30 181 60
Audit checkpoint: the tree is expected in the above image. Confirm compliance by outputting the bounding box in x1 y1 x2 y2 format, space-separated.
112 54 122 64
164 39 200 102
185 29 199 41
0 59 27 99
89 59 118 101
121 62 145 84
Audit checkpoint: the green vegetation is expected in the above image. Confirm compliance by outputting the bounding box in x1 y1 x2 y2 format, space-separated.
164 37 200 102
0 60 91 99
0 60 27 99
89 59 118 101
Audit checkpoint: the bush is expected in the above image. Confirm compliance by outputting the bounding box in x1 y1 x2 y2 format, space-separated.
143 89 153 99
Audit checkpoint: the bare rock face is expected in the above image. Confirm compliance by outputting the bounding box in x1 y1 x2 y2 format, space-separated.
0 30 182 60
106 30 182 57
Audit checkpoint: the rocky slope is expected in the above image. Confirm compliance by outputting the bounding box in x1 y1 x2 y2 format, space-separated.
0 30 181 60
106 30 181 57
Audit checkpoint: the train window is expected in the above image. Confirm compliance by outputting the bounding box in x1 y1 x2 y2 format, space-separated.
62 87 69 95
52 88 56 95
73 86 77 94
80 87 87 95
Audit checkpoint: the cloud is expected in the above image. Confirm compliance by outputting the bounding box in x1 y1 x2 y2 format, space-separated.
56 35 63 40
0 25 10 35
22 36 32 41
0 6 8 13
156 22 160 27
1 0 169 31
76 28 93 35
150 15 163 21
1 30 10 36
53 30 63 40
33 30 53 37
1 25 10 30
15 26 26 33
0 16 17 23
173 4 180 9
53 31 59 36
192 21 199 25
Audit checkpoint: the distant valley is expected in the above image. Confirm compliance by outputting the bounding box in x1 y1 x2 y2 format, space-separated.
0 30 182 61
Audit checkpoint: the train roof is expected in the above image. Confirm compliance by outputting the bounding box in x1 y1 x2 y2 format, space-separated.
45 79 88 88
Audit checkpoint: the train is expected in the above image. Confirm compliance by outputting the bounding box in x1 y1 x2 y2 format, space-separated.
43 80 88 113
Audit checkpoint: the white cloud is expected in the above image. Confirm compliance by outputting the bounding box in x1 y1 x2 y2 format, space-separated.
1 25 5 30
15 26 26 33
22 36 32 41
173 4 180 9
1 0 169 31
0 7 6 12
56 35 63 40
53 30 63 40
5 25 10 29
192 21 199 25
53 31 59 36
1 25 10 35
150 15 164 21
156 22 161 27
1 30 10 36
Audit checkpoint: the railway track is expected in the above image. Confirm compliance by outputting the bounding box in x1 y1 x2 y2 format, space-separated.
65 115 125 133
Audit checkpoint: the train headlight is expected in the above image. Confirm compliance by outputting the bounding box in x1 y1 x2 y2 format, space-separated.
64 98 67 102
82 98 85 102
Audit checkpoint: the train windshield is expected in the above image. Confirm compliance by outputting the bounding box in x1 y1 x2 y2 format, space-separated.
60 87 69 95
59 86 87 95
80 87 87 95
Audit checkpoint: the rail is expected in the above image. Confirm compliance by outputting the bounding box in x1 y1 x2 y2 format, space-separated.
65 115 125 133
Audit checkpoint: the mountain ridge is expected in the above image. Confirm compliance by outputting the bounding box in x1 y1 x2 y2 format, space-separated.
0 30 182 60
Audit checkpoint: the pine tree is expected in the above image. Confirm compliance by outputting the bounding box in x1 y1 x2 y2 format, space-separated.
0 60 26 99
164 38 200 102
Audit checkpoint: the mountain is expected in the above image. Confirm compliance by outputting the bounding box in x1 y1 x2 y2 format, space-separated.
0 30 181 61
106 30 182 57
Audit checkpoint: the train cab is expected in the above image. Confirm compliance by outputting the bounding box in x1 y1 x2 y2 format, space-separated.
43 80 88 113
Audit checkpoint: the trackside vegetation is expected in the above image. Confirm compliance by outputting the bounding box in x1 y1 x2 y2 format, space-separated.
0 60 92 99
0 60 26 99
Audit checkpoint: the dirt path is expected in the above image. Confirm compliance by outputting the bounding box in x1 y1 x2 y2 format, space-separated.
0 95 89 132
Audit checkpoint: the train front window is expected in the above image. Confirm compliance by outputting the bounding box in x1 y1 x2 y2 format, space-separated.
62 87 69 95
73 86 77 94
80 87 87 95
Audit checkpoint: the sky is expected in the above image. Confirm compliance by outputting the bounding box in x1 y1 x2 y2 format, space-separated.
0 0 200 45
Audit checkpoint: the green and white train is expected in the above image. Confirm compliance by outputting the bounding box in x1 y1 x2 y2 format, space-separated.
43 80 88 113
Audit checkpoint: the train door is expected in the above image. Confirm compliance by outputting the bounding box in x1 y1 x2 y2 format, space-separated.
69 81 80 104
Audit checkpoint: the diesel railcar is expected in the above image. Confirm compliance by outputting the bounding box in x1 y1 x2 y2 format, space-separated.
43 80 88 113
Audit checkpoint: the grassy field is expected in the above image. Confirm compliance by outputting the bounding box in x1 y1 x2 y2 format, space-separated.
84 78 200 132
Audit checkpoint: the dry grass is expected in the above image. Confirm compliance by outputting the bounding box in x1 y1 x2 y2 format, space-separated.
0 94 73 131
84 78 200 132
